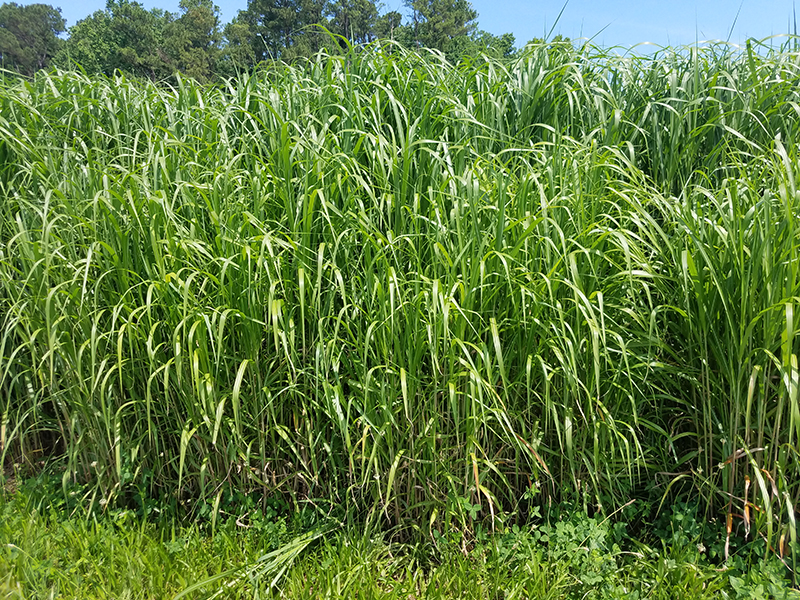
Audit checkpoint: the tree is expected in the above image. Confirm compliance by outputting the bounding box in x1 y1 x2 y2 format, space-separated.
473 30 516 59
405 0 477 53
242 0 328 62
0 2 65 75
62 0 172 79
374 10 401 40
241 0 296 60
428 30 517 63
372 10 412 49
164 0 222 82
526 34 571 47
56 9 113 74
524 34 572 61
219 16 255 75
327 0 378 46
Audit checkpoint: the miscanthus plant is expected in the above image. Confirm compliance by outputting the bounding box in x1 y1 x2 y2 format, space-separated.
0 38 798 557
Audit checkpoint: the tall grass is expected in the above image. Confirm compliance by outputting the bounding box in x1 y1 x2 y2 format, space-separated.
1 39 799 552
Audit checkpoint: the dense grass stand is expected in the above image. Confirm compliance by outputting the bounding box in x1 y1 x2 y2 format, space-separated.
1 39 800 597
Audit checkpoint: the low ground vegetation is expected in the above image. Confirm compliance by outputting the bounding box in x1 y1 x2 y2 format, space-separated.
2 473 798 598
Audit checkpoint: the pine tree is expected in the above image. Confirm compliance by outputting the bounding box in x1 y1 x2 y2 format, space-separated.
0 2 65 75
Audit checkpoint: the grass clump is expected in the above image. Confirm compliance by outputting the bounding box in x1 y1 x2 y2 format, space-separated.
0 477 292 599
1 36 800 592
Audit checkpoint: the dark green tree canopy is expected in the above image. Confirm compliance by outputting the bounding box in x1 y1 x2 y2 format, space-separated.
473 30 516 58
0 2 65 75
219 15 255 75
164 0 223 82
62 0 172 79
242 0 328 61
327 0 378 46
406 0 477 52
1 0 517 77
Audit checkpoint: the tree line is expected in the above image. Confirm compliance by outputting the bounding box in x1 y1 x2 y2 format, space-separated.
0 0 533 81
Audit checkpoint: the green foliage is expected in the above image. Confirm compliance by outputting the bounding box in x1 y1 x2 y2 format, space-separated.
473 30 517 58
242 0 329 61
0 479 296 599
1 40 800 579
219 16 256 74
652 500 731 561
60 0 173 79
163 0 223 82
0 0 516 76
4 482 797 598
536 512 620 592
374 10 408 44
406 0 478 53
0 2 65 75
729 559 800 600
326 0 379 46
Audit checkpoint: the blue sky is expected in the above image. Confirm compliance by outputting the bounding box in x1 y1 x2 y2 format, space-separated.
51 0 799 49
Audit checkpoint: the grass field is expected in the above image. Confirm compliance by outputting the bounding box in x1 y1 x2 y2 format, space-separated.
1 37 800 596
